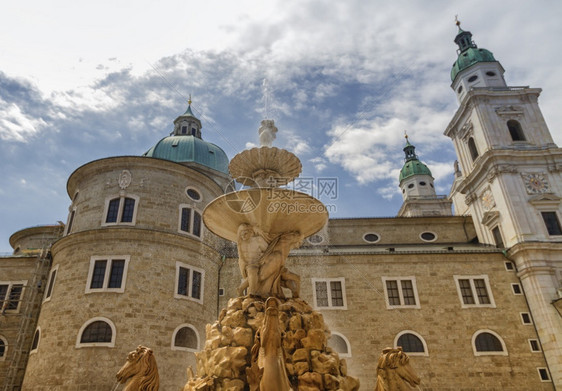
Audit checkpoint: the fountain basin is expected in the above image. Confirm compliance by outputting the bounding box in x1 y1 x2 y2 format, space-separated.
203 188 328 242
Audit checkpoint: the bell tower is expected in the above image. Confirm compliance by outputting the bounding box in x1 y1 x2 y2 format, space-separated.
445 20 562 386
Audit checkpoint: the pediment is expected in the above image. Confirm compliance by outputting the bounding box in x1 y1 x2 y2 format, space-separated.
481 210 500 227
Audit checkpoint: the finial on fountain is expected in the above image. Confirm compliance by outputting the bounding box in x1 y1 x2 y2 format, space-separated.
259 119 278 147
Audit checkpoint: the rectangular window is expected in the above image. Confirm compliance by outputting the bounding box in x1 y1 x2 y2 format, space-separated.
66 210 75 235
511 283 522 295
454 275 495 308
175 262 204 304
108 260 125 288
193 211 202 237
312 278 347 309
0 282 26 313
382 277 420 308
180 208 191 233
504 261 515 271
542 212 562 236
491 226 504 248
538 368 551 382
179 206 202 238
86 256 130 293
44 265 59 302
529 339 541 352
521 312 532 325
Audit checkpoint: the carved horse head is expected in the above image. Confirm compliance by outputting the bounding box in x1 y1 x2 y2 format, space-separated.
374 347 420 391
116 345 159 391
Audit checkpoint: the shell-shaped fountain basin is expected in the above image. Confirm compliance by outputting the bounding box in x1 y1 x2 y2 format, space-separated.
229 147 303 187
203 188 328 242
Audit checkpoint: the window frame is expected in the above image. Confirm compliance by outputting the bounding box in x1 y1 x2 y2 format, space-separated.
171 323 200 352
520 312 533 325
178 204 203 238
529 339 541 353
328 331 352 358
101 194 139 226
76 317 116 348
85 256 130 294
65 208 76 235
0 335 8 361
311 277 347 310
454 275 496 308
30 327 41 354
43 264 59 303
174 262 205 304
541 211 562 236
511 283 522 295
0 280 27 313
471 329 508 356
394 330 429 357
381 277 420 309
537 367 551 382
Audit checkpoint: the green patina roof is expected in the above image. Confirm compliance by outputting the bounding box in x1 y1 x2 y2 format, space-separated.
450 25 497 82
399 139 432 182
143 135 229 174
451 46 496 82
399 159 432 182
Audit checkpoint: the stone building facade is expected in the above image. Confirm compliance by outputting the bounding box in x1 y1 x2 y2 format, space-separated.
1 25 561 390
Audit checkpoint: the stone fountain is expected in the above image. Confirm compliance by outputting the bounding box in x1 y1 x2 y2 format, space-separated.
185 120 359 391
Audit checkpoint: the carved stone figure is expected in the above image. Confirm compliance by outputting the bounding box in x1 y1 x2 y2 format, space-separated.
237 223 302 297
258 119 278 147
116 345 159 391
374 347 420 391
248 297 293 391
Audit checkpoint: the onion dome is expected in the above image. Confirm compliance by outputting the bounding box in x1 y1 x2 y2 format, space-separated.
398 137 432 183
451 21 496 82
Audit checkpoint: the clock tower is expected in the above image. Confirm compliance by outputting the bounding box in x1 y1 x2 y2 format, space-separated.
445 20 562 386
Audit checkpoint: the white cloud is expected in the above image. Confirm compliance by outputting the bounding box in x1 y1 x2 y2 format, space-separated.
0 100 47 142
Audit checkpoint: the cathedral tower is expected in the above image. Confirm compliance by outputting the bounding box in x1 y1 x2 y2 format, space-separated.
445 21 562 386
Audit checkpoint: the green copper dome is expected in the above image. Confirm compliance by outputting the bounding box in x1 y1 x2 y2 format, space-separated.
451 47 496 82
450 24 497 82
398 139 432 183
143 135 229 174
143 102 229 174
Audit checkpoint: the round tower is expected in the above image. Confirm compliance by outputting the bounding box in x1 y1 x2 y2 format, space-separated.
21 102 231 390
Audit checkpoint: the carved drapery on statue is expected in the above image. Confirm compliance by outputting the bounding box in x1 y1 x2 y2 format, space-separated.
236 224 302 298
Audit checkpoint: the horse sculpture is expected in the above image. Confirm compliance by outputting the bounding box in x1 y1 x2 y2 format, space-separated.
116 345 160 391
374 347 420 391
247 297 293 391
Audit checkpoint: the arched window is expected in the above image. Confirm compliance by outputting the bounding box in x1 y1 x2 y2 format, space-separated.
77 317 116 348
472 330 507 356
395 331 428 356
507 120 525 141
30 328 40 353
468 137 479 162
103 195 139 225
172 324 199 352
328 332 351 357
0 335 7 361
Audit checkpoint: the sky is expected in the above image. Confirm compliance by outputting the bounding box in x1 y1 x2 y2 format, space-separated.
1 0 562 253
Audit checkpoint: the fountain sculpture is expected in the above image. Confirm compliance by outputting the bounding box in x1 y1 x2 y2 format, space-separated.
181 119 360 390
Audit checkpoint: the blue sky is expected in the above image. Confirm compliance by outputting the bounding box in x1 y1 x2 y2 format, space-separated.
1 0 562 253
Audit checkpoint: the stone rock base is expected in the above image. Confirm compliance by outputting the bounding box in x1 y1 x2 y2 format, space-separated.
184 296 360 391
